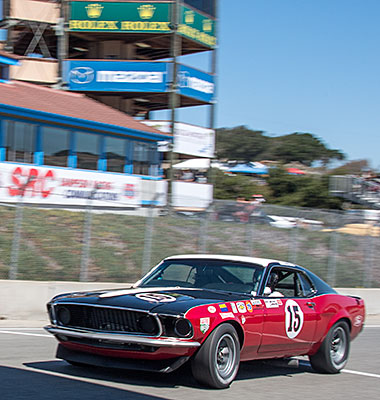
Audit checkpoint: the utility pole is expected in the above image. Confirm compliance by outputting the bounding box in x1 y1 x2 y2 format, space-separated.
55 0 68 88
168 0 181 208
207 0 218 203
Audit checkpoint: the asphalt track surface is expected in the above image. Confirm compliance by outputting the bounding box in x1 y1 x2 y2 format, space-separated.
0 324 379 400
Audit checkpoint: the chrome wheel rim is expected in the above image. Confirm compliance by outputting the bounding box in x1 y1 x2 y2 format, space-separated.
215 333 237 380
330 326 347 368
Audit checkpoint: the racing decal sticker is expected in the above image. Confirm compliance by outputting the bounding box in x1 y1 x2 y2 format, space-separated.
230 302 238 313
285 299 304 339
220 312 235 319
241 316 246 324
219 303 229 312
200 317 210 334
250 299 263 309
246 301 253 312
353 315 364 327
208 306 217 314
135 293 176 303
236 301 247 313
264 299 280 308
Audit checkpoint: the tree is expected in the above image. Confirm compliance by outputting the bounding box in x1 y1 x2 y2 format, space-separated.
215 127 345 166
330 160 369 175
216 126 269 161
213 169 269 200
266 167 343 209
271 133 345 166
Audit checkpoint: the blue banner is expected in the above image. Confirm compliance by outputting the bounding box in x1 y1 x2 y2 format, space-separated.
64 60 214 103
177 64 214 103
64 60 168 92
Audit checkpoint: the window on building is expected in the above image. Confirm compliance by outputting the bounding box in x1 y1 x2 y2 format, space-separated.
76 132 100 170
133 141 157 176
105 136 126 173
43 126 70 167
5 120 36 163
184 0 216 17
0 65 9 81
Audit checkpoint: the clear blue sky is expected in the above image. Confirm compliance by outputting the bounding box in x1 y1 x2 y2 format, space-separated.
166 0 380 169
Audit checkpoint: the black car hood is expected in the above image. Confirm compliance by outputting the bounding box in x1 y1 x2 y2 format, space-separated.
51 286 251 315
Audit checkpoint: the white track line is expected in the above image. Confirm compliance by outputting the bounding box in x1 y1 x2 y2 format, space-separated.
0 330 52 338
343 369 380 379
0 327 45 330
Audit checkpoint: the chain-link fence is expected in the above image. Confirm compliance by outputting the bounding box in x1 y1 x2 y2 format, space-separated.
0 200 379 288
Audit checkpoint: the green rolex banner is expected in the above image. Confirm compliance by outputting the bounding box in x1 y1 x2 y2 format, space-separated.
69 2 171 33
69 2 216 48
178 5 216 48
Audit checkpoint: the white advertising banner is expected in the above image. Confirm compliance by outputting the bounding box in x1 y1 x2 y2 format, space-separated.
142 121 215 158
0 163 142 207
172 181 213 209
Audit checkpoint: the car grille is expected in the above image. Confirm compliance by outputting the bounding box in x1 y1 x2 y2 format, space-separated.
53 304 160 336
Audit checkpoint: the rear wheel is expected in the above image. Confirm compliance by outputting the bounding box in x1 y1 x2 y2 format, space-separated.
191 324 240 389
309 320 350 373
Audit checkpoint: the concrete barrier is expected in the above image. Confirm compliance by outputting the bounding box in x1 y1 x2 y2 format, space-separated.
336 288 380 316
0 280 127 322
0 280 379 322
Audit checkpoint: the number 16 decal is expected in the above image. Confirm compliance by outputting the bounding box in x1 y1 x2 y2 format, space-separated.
285 299 304 339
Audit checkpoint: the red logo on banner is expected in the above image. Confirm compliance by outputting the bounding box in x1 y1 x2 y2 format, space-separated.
8 167 55 198
124 183 135 199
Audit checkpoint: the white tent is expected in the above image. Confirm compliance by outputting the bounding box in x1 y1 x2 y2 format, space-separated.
173 158 210 170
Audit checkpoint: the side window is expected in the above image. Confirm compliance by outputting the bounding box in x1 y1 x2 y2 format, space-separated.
264 268 304 297
298 272 316 297
276 270 297 297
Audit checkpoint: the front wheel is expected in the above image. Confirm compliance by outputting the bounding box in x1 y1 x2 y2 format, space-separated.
309 320 350 373
191 324 240 389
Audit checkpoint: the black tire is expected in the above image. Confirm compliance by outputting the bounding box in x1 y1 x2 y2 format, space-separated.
191 324 240 389
309 320 350 374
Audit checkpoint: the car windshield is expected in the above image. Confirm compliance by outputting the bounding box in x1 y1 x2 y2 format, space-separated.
138 259 264 295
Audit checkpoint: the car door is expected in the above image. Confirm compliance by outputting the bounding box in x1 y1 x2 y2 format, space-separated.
257 267 317 355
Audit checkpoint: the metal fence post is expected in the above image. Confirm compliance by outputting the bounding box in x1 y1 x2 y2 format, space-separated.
142 194 161 275
79 186 98 282
364 229 375 288
9 176 35 280
327 230 339 287
198 205 211 253
245 217 254 256
9 199 24 280
288 222 299 264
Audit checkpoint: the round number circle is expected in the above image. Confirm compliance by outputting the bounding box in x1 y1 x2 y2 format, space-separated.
135 293 176 303
285 299 304 339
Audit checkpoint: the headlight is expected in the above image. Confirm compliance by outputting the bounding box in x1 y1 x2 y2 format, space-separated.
138 315 157 334
174 318 193 338
56 306 71 325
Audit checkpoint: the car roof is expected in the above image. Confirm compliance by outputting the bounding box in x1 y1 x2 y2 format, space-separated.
164 254 296 269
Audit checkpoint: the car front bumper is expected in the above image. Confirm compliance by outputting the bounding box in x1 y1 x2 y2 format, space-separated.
44 325 201 348
56 343 191 373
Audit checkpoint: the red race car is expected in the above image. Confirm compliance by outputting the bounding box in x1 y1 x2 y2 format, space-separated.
45 255 365 389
